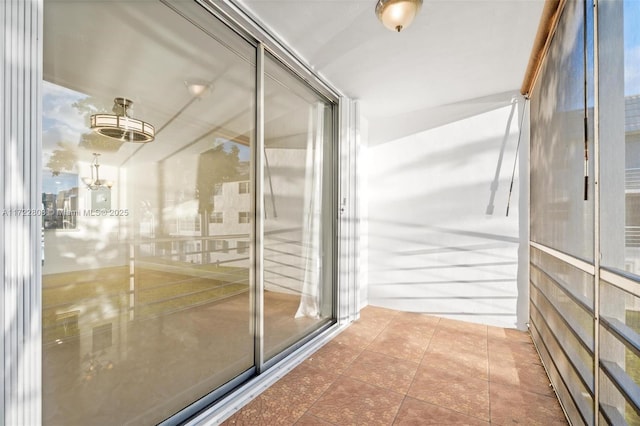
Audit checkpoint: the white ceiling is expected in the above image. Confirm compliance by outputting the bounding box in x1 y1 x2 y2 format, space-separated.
238 0 544 126
42 0 545 167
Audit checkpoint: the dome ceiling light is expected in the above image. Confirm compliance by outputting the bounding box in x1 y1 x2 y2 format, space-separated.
185 80 212 98
375 0 423 32
90 97 155 143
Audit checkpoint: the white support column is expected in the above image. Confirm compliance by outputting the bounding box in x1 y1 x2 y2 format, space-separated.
1 0 43 424
517 97 530 330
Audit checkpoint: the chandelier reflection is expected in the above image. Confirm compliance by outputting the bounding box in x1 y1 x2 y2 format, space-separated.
83 153 113 190
90 97 155 143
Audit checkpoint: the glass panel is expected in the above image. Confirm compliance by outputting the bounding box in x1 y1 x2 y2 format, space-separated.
599 372 639 426
598 0 640 418
530 302 594 424
531 247 595 310
599 279 640 424
530 266 594 351
599 0 640 277
530 0 594 261
42 0 255 424
599 277 640 426
529 279 594 381
263 52 335 359
600 281 640 379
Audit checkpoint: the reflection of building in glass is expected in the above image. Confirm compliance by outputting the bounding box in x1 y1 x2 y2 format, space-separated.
626 95 640 272
163 178 251 266
42 186 78 229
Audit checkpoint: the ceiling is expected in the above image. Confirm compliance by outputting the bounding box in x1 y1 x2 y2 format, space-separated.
43 0 323 167
237 0 545 142
41 0 545 168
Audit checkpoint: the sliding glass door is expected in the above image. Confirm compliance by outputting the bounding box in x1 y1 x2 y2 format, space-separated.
262 53 335 360
41 0 335 424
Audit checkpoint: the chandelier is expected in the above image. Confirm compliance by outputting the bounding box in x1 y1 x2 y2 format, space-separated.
83 153 113 190
375 0 423 32
90 97 155 143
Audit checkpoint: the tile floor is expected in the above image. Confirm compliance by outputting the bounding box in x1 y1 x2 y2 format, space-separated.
43 287 323 425
223 306 568 425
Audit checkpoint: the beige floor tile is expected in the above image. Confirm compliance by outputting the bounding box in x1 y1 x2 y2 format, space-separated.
223 396 293 425
294 413 336 425
344 350 420 394
224 363 338 425
489 382 568 425
367 329 430 363
384 320 437 341
393 397 490 425
331 328 373 351
487 325 532 344
308 376 404 426
431 327 488 347
438 318 488 336
334 321 382 346
303 340 363 374
224 308 565 426
489 356 554 396
407 364 490 421
488 339 543 365
422 346 489 381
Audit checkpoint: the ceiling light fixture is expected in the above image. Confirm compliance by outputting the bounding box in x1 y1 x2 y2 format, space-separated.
90 97 155 143
185 80 212 98
83 153 113 190
375 0 423 32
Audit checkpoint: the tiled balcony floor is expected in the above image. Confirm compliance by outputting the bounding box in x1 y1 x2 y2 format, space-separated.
224 306 568 425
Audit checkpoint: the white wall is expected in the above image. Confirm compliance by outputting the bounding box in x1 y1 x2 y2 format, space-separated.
366 94 528 329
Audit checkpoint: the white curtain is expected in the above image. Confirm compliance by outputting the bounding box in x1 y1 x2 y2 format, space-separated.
295 103 324 318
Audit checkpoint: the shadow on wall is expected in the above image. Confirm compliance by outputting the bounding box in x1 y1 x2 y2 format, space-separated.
368 90 520 147
365 92 528 329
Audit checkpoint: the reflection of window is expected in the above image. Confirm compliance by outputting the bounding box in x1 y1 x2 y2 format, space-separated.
42 172 79 230
213 240 229 253
178 216 201 232
55 311 79 339
238 181 249 194
238 211 250 223
214 183 223 196
210 211 223 223
237 240 249 254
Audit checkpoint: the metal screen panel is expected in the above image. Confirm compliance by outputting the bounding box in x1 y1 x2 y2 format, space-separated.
530 0 594 263
529 2 596 424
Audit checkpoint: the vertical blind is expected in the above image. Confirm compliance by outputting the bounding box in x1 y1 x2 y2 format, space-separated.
1 0 43 425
